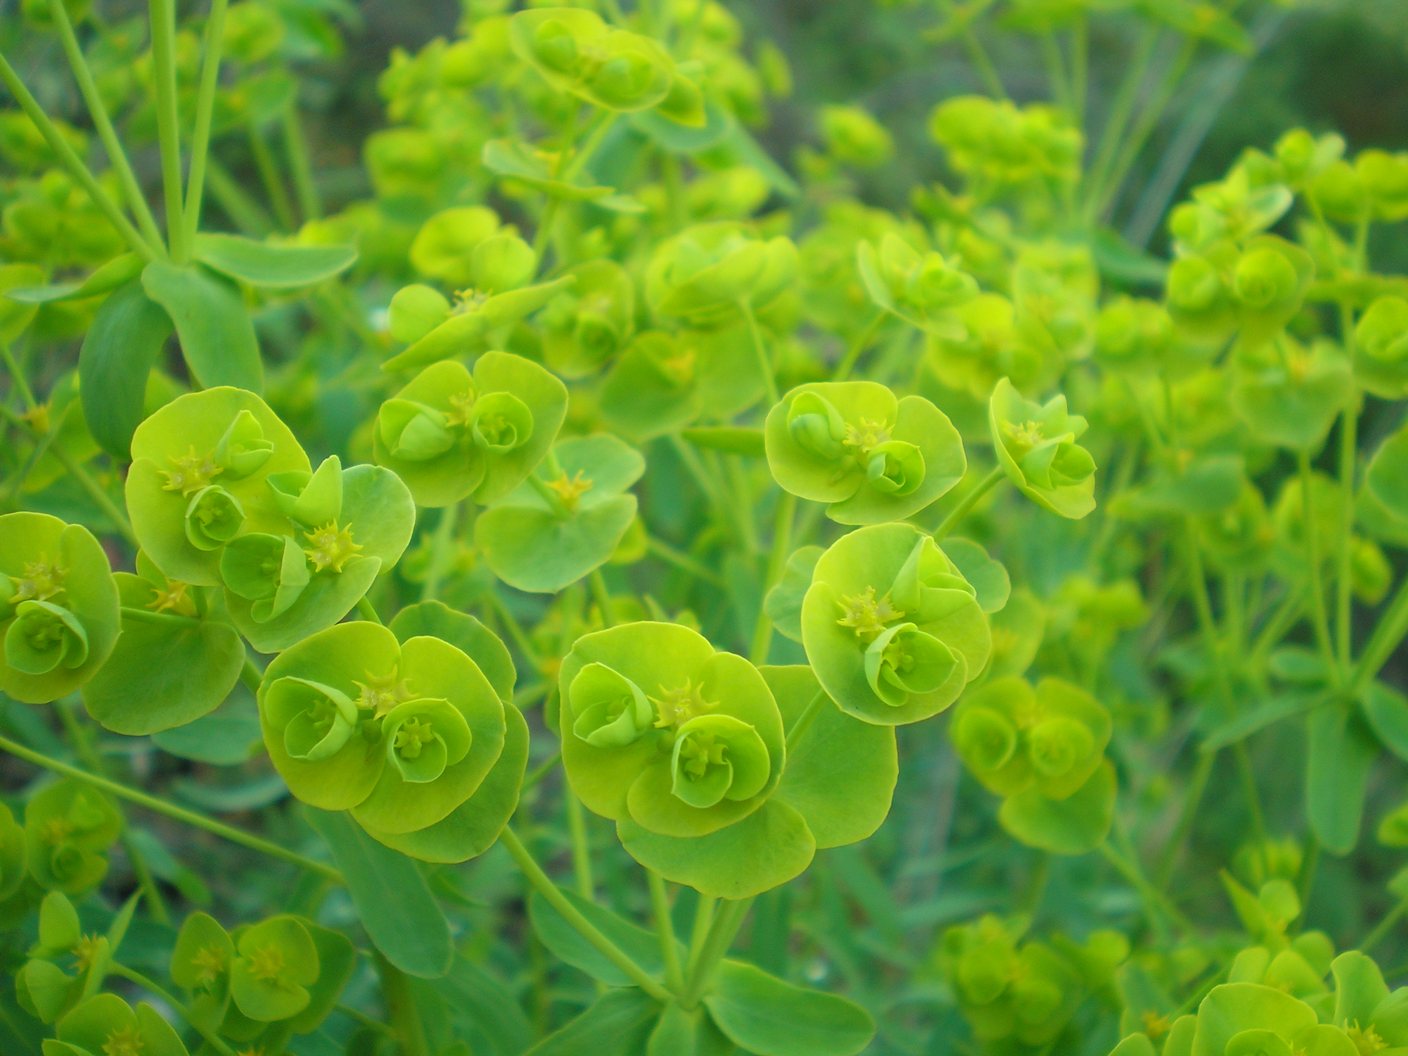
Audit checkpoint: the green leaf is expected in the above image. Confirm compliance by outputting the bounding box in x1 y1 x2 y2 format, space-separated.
525 988 661 1056
431 959 535 1056
193 233 357 289
150 696 262 765
390 601 516 704
7 253 144 304
478 495 638 594
141 261 262 391
528 885 681 987
618 799 816 899
82 608 244 736
77 280 172 458
1305 704 1376 856
998 760 1116 855
304 809 453 979
703 959 875 1056
1360 682 1408 762
1367 425 1408 523
682 426 766 457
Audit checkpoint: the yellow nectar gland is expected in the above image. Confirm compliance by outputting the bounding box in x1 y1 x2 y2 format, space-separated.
1139 1010 1170 1041
356 666 415 719
394 718 436 759
652 679 717 730
452 288 489 314
842 417 892 454
303 522 363 574
147 578 197 617
546 469 594 512
836 586 904 641
1003 419 1045 452
245 943 286 984
21 402 51 434
161 446 223 497
71 933 102 973
9 555 66 604
102 1026 145 1056
678 731 727 777
445 388 477 428
191 943 227 987
1347 1023 1388 1055
42 816 73 846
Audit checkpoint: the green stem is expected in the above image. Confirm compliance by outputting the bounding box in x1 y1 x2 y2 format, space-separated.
1098 841 1189 941
377 956 430 1056
1352 576 1408 694
247 121 296 231
499 826 673 1003
934 466 1004 540
356 596 382 624
1297 449 1337 669
831 311 886 382
740 300 780 406
0 343 36 410
683 894 716 983
110 964 238 1056
647 869 685 992
49 0 165 248
183 0 230 246
0 52 156 259
645 535 725 587
281 98 320 222
589 568 616 628
680 897 751 1009
240 655 263 693
1083 23 1160 221
564 790 595 901
1334 398 1359 673
560 109 618 184
785 691 826 754
57 703 169 925
421 502 459 603
1362 898 1408 953
149 0 190 261
749 492 796 663
1157 748 1214 885
204 156 275 235
0 734 343 881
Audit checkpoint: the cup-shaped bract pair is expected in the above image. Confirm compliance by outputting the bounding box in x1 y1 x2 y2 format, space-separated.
22 780 121 895
537 259 636 377
559 622 785 836
1229 235 1314 347
0 513 119 704
951 676 1111 801
259 621 524 861
43 993 190 1056
764 381 966 525
801 524 991 725
1186 983 1353 1056
1354 295 1408 399
126 387 310 587
941 916 1087 1049
171 909 354 1042
374 353 567 507
929 96 1081 188
857 233 978 338
989 377 1097 520
407 206 533 292
510 7 675 113
645 221 797 327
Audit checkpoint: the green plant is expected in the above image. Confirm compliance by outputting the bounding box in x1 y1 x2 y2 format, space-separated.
0 0 1406 1054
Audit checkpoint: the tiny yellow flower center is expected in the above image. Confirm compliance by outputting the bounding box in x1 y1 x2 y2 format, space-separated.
303 522 363 573
21 402 51 434
445 388 477 428
161 446 223 496
1004 419 1045 451
652 679 716 730
102 1026 145 1056
71 933 102 973
678 731 727 777
394 717 436 759
835 586 904 641
1140 1010 1170 1041
42 817 73 845
356 667 415 718
546 470 594 512
192 944 227 987
1347 1023 1388 1055
147 579 197 617
452 288 488 313
9 556 66 603
245 944 285 984
842 417 892 453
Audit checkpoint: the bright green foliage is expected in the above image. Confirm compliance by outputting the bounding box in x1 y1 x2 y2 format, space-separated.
22 781 120 895
0 513 119 704
764 380 966 525
990 378 1097 519
802 523 990 725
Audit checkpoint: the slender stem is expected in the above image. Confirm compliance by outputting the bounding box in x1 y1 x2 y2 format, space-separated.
1362 898 1408 953
499 826 672 1003
1098 842 1187 941
684 894 716 983
377 956 430 1056
559 109 618 184
0 734 343 881
589 568 616 628
832 311 885 382
1084 24 1160 221
749 492 796 664
57 704 169 924
281 99 320 222
183 0 230 245
1157 747 1214 885
49 0 164 248
740 301 780 405
785 691 827 754
204 156 275 235
356 596 382 624
646 535 725 587
149 0 189 261
240 655 263 693
0 52 155 259
680 897 751 1009
647 869 685 992
110 965 238 1056
940 2 1007 99
1297 450 1337 668
1 343 36 410
1334 396 1359 673
564 790 595 901
1352 577 1408 694
247 121 296 231
1070 19 1088 128
934 466 1004 540
421 502 460 603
